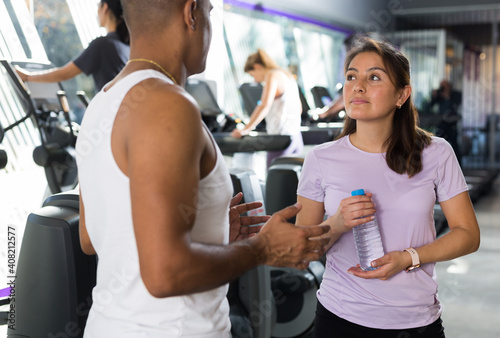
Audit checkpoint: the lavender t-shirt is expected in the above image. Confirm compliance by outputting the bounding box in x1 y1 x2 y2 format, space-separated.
297 135 467 329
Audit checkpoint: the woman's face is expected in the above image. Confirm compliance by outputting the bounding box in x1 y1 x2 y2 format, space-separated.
344 51 404 124
247 64 266 83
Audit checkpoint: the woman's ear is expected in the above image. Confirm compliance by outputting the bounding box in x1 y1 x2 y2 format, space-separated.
397 85 412 107
253 64 264 71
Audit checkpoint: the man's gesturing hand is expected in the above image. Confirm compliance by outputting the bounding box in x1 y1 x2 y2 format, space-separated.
229 192 269 242
253 203 330 270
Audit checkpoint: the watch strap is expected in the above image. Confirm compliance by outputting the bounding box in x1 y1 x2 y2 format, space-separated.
403 247 421 272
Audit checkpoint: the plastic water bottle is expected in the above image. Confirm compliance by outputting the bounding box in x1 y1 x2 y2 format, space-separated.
351 189 384 271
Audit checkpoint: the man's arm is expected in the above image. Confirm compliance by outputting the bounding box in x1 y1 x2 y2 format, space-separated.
119 81 329 298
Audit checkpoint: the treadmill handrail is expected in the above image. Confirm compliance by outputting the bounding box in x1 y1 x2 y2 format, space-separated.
0 59 37 133
213 132 291 154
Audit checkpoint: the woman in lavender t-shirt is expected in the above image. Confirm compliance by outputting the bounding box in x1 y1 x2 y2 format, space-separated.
296 37 480 338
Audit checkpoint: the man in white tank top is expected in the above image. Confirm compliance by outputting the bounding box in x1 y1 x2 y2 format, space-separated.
76 1 331 337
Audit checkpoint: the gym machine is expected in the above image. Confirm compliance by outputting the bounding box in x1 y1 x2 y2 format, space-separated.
0 121 7 170
0 59 79 194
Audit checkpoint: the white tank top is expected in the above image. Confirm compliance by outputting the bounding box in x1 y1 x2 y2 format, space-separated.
266 71 302 135
76 70 232 337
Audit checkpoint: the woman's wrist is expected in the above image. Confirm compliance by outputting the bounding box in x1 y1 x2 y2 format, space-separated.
325 214 345 234
322 216 342 236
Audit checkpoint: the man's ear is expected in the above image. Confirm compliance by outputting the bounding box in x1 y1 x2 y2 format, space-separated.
183 0 197 30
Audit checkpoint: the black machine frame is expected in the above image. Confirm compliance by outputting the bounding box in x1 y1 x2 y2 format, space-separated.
0 59 79 193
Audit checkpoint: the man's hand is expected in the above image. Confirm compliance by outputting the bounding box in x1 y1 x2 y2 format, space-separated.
254 203 331 270
229 192 269 242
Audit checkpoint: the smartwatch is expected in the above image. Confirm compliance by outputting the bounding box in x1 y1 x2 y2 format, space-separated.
403 247 421 272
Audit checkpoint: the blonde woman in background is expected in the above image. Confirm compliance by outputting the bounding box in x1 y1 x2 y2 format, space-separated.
232 49 304 167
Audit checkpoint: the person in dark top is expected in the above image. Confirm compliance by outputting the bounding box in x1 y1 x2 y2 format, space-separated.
427 80 463 164
15 0 129 91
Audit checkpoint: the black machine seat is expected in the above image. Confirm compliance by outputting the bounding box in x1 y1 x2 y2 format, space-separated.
266 161 303 224
7 191 96 338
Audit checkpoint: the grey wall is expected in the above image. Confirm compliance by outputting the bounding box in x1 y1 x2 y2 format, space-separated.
244 1 500 32
245 0 392 31
397 0 500 11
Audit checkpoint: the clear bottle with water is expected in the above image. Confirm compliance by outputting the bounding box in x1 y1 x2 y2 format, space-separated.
351 189 384 271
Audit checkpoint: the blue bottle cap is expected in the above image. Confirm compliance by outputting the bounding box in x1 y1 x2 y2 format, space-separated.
351 189 365 196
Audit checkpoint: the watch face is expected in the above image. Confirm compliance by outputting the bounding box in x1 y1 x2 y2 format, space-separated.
406 264 421 272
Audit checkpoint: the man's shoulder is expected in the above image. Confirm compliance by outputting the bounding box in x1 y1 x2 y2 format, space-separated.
130 79 197 111
123 79 201 130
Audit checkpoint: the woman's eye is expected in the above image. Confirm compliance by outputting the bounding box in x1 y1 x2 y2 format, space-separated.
346 74 355 81
370 74 380 81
